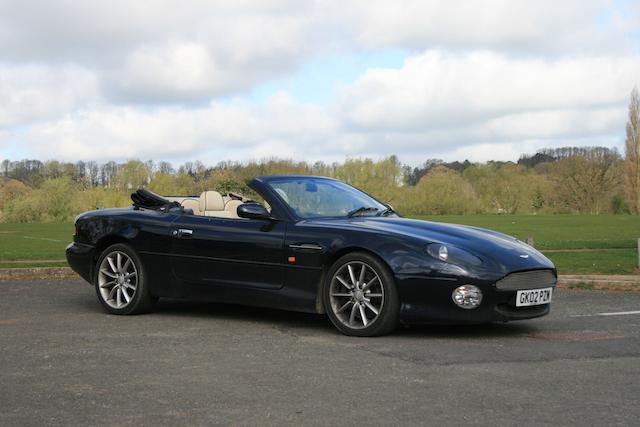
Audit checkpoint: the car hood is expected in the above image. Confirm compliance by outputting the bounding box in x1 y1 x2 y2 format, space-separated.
305 216 554 275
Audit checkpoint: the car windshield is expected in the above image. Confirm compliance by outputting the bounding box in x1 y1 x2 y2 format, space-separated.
266 177 387 218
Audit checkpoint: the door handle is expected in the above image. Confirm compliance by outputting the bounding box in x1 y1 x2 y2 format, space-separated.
172 228 193 237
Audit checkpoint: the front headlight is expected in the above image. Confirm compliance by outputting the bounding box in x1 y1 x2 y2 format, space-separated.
426 243 482 267
452 285 483 309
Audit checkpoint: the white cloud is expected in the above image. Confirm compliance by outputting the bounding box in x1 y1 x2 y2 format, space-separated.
0 1 638 164
349 0 626 54
10 60 632 166
0 64 98 127
0 1 327 104
337 50 639 136
112 42 230 102
17 92 340 163
0 0 635 105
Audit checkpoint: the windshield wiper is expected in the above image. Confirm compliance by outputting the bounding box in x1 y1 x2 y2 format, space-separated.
377 205 396 216
347 206 379 217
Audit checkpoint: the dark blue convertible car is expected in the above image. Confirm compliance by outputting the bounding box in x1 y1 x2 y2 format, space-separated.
66 175 557 336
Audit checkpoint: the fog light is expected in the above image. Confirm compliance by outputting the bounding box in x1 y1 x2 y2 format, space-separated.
452 285 482 309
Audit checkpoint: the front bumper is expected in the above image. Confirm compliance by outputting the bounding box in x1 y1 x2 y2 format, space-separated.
65 242 95 284
396 274 553 324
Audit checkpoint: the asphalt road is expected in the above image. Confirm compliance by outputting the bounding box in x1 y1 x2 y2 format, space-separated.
1 280 639 426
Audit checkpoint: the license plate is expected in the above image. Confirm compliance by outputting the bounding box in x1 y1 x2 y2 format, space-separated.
516 287 553 307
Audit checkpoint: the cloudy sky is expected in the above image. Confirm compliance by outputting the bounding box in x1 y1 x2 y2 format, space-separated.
1 0 639 166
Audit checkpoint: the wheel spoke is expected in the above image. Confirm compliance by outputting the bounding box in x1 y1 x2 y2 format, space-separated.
122 258 132 273
116 287 122 307
336 300 352 314
358 264 366 287
349 303 358 325
106 257 117 274
100 280 116 289
358 304 368 327
107 285 118 301
331 293 352 297
347 264 357 287
366 293 383 298
362 276 378 291
336 276 352 290
116 253 123 272
125 271 137 280
364 300 379 315
121 287 131 303
100 269 117 279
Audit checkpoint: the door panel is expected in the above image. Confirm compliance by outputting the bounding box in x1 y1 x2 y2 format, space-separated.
170 214 285 289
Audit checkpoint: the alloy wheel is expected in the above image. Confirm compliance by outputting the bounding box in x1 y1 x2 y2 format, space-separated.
329 261 385 329
97 251 138 309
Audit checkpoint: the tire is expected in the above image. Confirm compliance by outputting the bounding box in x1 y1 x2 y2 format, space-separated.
323 252 399 337
93 243 156 315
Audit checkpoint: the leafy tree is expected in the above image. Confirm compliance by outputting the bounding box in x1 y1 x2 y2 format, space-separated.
401 166 478 215
531 189 545 212
158 161 174 174
148 172 195 196
0 178 31 206
4 177 75 222
116 160 150 191
100 161 118 188
517 152 556 168
625 87 640 213
547 153 622 213
463 164 546 214
72 187 130 213
611 194 630 214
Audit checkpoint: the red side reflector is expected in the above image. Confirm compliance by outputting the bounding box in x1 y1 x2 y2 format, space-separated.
287 256 296 263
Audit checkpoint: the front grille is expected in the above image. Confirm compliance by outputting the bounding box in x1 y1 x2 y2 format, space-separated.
495 269 556 291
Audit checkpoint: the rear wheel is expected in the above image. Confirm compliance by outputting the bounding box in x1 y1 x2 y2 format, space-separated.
94 243 156 315
324 252 399 336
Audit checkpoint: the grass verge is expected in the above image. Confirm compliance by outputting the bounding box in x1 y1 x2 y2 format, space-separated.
1 216 638 274
542 249 637 275
0 223 73 260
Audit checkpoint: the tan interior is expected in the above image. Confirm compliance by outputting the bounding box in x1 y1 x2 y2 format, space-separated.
198 191 232 218
224 199 243 219
180 198 201 215
167 191 252 219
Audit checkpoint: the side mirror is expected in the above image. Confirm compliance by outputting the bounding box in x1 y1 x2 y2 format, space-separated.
237 203 273 220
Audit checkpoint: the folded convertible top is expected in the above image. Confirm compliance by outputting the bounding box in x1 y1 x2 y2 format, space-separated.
131 188 181 211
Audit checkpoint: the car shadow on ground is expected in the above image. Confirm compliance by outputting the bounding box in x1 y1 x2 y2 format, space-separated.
154 298 538 339
396 322 537 339
156 298 333 328
71 291 538 339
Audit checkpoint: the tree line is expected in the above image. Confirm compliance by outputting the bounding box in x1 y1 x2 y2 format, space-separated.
0 147 628 222
2 88 639 222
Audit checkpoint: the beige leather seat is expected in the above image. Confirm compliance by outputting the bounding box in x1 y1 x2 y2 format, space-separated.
199 191 232 218
225 199 244 219
181 198 201 215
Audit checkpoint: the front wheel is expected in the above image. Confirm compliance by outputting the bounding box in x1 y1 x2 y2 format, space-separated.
324 252 399 336
94 243 156 315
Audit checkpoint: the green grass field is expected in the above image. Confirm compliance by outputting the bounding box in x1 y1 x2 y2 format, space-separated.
0 215 637 274
417 214 638 274
0 222 73 261
414 214 636 250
